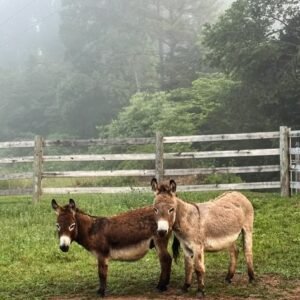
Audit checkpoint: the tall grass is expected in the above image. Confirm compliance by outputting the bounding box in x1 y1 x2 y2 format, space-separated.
0 192 299 299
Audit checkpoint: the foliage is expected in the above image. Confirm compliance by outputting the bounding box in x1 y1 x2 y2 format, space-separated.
203 173 243 184
0 57 119 140
0 0 224 141
1 0 300 143
60 0 220 91
0 192 300 299
56 71 116 137
202 0 300 132
144 0 221 89
101 74 235 137
0 59 68 140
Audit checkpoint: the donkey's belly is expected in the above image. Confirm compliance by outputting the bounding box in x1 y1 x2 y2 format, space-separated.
204 232 240 251
109 238 151 261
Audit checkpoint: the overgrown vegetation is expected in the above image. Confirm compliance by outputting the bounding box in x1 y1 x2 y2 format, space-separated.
0 191 299 299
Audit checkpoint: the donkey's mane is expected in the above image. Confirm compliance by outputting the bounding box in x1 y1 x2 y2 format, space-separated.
62 204 100 219
76 208 102 219
75 207 85 214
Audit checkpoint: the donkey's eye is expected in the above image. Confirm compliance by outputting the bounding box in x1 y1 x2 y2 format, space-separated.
56 223 60 231
153 207 158 214
168 208 175 214
69 223 76 231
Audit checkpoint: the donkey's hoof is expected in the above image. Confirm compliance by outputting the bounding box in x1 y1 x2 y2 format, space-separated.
97 288 105 297
248 271 255 283
225 277 232 284
181 283 190 293
196 289 205 298
156 284 167 292
249 277 255 284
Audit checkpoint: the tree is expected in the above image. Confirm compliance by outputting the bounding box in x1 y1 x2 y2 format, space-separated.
56 71 113 137
0 56 68 140
101 74 235 137
145 0 220 89
202 0 300 131
60 0 222 108
60 0 158 90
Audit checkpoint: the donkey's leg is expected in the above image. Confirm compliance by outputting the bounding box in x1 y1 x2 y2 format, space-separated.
181 254 194 292
243 228 255 283
194 247 206 298
155 237 172 291
225 242 239 283
97 256 109 297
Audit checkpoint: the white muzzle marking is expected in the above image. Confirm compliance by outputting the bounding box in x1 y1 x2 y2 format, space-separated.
60 235 71 247
157 220 169 232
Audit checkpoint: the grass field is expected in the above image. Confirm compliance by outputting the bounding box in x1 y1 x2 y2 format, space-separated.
0 191 300 300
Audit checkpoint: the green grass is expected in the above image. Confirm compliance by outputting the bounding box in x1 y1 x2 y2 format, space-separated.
0 192 300 299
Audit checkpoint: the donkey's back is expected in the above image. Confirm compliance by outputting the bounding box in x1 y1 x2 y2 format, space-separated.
212 191 254 214
197 191 254 251
199 191 254 224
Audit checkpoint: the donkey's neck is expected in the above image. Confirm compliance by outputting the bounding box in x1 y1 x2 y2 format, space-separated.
177 197 199 213
74 213 96 250
173 197 200 232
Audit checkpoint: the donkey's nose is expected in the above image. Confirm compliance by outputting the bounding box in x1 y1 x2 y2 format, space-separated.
157 229 167 237
60 245 69 252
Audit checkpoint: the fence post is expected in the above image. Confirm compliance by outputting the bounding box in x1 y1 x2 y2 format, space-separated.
32 135 44 203
155 132 164 182
279 126 290 197
295 141 300 194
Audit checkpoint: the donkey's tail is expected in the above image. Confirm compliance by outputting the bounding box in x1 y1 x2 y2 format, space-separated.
172 235 180 263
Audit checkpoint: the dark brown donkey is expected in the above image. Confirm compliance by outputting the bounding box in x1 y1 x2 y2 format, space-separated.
51 198 173 297
151 178 255 298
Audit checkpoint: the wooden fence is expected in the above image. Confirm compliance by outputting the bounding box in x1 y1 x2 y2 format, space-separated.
0 126 299 203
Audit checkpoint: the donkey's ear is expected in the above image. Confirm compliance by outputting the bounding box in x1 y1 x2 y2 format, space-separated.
51 199 61 215
69 198 76 210
170 179 177 193
151 178 158 191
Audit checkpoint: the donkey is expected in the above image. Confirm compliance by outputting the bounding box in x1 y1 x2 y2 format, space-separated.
151 178 254 297
51 198 173 297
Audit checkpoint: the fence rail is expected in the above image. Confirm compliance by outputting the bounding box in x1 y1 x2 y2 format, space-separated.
0 126 298 202
163 131 280 143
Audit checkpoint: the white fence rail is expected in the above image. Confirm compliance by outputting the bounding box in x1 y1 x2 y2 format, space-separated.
0 126 298 202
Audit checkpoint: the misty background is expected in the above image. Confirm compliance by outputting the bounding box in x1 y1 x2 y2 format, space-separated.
0 0 299 142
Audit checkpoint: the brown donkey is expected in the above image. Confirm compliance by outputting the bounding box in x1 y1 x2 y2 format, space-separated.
151 178 255 297
51 198 173 297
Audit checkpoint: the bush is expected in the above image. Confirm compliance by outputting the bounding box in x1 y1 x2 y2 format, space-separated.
203 173 243 184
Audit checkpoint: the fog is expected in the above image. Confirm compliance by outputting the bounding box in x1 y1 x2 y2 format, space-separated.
0 0 234 140
1 0 298 141
0 0 62 67
0 0 233 68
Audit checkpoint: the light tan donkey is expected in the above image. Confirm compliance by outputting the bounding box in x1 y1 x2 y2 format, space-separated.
151 178 254 298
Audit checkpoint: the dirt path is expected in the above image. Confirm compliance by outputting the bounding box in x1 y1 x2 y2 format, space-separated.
49 275 300 300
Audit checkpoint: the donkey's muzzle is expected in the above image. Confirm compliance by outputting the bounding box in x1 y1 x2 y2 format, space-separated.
60 245 69 252
157 229 168 237
157 220 169 237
